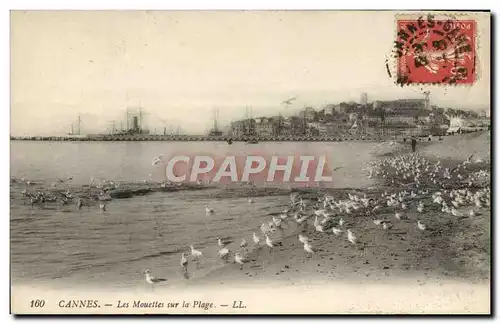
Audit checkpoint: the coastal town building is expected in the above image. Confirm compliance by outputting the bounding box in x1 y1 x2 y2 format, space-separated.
308 121 350 136
337 102 350 113
230 119 256 137
254 117 274 137
360 93 368 105
227 94 488 139
286 116 307 135
479 110 489 118
374 99 426 113
384 115 417 125
447 117 490 133
323 104 336 115
298 107 316 122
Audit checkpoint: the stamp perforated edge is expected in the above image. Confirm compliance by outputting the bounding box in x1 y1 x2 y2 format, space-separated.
387 11 487 87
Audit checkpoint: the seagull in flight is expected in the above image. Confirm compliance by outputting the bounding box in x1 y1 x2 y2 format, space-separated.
281 96 297 106
152 155 164 166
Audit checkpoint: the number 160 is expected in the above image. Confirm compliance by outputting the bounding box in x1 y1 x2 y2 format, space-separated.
30 299 45 308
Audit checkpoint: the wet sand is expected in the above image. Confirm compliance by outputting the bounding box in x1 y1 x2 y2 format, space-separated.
177 132 490 312
10 132 491 314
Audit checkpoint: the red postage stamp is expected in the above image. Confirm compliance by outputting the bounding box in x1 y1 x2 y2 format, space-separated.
394 15 476 85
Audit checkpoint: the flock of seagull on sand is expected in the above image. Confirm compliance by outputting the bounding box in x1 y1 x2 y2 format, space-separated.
13 151 490 289
143 153 490 288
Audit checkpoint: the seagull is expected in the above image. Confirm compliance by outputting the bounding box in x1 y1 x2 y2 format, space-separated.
294 213 309 225
189 245 203 260
260 223 273 234
99 203 106 212
338 218 345 227
218 247 230 260
332 227 343 235
313 215 320 227
240 238 248 250
152 155 164 165
180 253 188 268
314 209 326 217
64 189 72 198
265 234 274 249
373 218 383 226
347 229 357 245
298 234 309 244
466 154 473 164
451 208 463 217
395 212 403 220
248 198 254 204
281 96 297 105
252 232 260 245
143 269 167 290
417 221 426 231
280 212 289 221
234 253 247 269
217 237 232 247
205 206 214 215
76 198 83 210
303 242 315 254
433 196 443 205
321 214 332 225
272 216 283 228
469 209 476 217
382 222 392 230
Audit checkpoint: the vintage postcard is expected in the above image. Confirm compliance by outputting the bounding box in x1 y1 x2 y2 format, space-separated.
10 10 491 314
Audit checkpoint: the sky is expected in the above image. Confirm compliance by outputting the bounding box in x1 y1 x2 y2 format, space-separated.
10 10 491 136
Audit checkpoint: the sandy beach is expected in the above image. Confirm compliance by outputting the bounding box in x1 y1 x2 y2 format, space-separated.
10 132 491 314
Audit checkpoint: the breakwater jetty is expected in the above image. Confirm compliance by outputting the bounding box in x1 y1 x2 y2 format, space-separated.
10 134 388 142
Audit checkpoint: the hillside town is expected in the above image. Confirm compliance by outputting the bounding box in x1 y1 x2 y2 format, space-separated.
9 93 491 143
227 93 490 139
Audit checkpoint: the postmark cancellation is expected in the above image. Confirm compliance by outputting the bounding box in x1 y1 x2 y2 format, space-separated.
393 13 477 86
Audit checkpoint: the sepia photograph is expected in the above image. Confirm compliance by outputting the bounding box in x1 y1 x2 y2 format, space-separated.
9 9 491 314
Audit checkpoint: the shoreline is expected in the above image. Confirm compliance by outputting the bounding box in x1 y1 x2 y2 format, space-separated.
10 132 491 314
9 133 457 143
